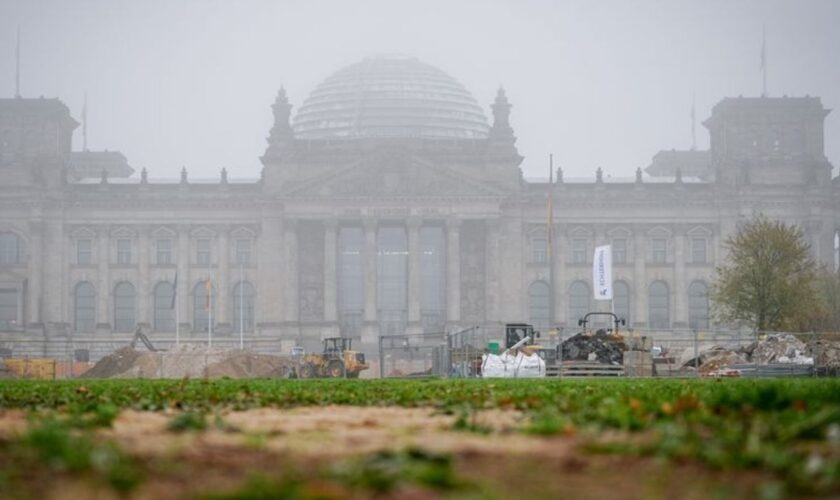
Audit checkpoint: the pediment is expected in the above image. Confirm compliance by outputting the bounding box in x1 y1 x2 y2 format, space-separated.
230 226 257 239
283 150 503 198
687 225 713 237
648 225 671 237
151 226 177 238
190 226 216 238
568 226 593 237
110 226 135 238
70 227 97 239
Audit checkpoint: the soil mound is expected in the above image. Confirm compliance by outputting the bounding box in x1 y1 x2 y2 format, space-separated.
82 344 292 379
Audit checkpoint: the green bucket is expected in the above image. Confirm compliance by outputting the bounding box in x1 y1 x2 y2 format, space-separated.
487 341 500 354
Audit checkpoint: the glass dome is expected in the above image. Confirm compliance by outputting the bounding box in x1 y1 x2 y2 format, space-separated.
292 56 490 140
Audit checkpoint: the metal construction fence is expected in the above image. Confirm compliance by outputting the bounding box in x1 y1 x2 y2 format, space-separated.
0 327 837 379
378 327 839 379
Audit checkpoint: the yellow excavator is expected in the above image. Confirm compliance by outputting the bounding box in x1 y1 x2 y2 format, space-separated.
294 337 369 378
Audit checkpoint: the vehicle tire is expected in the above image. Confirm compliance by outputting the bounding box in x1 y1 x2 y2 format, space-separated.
299 363 316 379
327 360 345 378
347 371 360 379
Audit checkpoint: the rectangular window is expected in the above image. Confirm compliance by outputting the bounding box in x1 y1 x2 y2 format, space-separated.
116 239 131 264
532 237 547 263
156 239 172 265
652 238 667 263
612 239 626 264
572 239 587 264
196 239 211 265
691 238 706 264
235 239 251 265
77 239 92 265
0 289 18 330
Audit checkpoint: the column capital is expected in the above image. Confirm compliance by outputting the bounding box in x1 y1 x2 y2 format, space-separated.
446 217 462 230
363 218 378 232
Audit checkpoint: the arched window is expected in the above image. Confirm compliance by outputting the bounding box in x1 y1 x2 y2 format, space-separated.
113 282 136 332
233 281 256 333
528 281 551 330
153 281 175 332
193 281 216 332
614 281 631 325
688 281 710 330
0 232 20 265
648 281 670 329
568 281 590 326
74 282 96 333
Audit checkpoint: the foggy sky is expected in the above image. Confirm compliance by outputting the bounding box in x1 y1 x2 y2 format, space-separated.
1 0 838 181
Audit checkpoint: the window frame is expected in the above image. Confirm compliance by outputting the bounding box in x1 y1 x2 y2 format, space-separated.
116 238 132 265
156 238 173 265
76 239 93 265
196 238 211 266
651 238 667 264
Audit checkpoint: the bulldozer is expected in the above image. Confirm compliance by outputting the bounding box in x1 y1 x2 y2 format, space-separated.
294 337 369 378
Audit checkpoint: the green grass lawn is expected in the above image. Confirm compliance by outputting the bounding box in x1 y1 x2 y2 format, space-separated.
1 378 839 497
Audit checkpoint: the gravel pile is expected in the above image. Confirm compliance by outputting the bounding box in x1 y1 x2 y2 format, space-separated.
82 344 292 379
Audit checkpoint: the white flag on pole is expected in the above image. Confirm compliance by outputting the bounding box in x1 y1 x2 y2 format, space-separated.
593 245 613 300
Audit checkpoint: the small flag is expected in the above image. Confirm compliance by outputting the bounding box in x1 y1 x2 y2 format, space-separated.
170 272 178 310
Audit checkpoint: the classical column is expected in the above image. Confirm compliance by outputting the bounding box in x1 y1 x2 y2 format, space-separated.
42 217 64 325
323 220 338 326
633 232 647 328
554 227 567 326
362 219 378 343
484 219 501 323
137 226 150 327
217 228 229 327
257 215 284 336
406 218 422 333
673 229 687 328
446 218 461 325
283 219 299 324
26 220 44 326
176 226 190 330
96 226 110 329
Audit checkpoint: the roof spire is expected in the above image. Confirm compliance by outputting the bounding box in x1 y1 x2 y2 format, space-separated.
490 86 512 135
760 25 768 97
82 91 88 151
14 25 21 98
267 86 293 145
690 92 696 151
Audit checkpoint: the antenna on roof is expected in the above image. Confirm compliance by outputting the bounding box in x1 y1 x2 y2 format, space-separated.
760 25 767 97
14 25 21 98
690 92 697 151
82 91 88 151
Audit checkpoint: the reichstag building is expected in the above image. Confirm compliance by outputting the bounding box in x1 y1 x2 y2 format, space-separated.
0 56 836 358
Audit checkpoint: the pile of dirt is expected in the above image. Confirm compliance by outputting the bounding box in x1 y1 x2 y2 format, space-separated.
81 347 145 378
82 344 292 379
561 331 624 365
204 351 293 378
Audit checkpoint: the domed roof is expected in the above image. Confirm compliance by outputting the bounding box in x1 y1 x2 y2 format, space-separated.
292 56 490 140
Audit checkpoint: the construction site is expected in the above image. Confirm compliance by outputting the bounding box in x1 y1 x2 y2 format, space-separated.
3 318 839 381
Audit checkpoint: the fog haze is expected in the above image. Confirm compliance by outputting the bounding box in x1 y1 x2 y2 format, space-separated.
1 0 838 179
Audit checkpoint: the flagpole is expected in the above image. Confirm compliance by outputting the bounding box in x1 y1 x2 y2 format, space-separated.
239 263 244 350
548 154 554 330
208 278 213 348
175 292 180 345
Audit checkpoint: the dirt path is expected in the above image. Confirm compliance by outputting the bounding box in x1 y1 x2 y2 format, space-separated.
0 407 790 499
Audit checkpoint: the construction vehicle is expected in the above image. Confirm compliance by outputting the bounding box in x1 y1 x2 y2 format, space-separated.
503 323 558 366
294 337 369 378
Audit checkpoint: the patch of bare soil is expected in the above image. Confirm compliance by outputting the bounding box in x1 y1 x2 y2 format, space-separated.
0 407 795 499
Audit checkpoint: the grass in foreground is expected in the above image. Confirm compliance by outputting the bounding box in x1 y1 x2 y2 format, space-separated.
0 378 839 497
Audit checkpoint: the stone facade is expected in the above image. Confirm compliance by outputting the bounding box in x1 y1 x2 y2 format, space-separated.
0 57 836 360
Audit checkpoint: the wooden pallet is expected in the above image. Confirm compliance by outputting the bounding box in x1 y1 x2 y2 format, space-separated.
557 361 624 377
